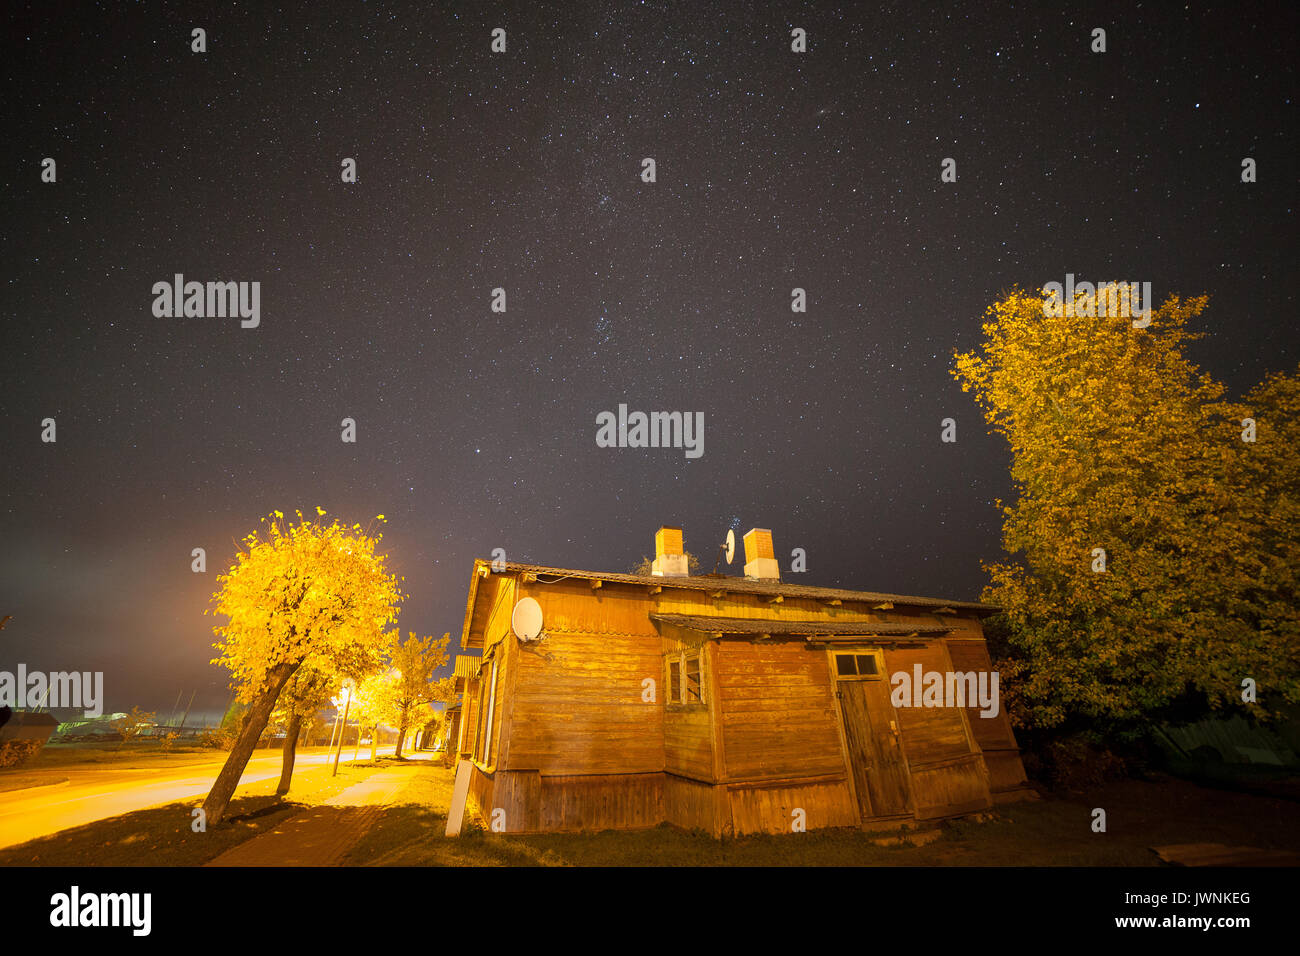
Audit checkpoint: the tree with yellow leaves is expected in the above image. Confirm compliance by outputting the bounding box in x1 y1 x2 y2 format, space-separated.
954 286 1299 734
202 509 402 824
354 632 454 758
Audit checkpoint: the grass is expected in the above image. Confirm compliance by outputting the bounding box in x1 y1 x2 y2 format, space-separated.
0 773 68 794
350 767 1300 867
5 758 1297 866
18 740 295 771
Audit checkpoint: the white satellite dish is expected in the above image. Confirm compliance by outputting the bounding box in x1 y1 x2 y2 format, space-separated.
725 529 736 565
511 597 544 642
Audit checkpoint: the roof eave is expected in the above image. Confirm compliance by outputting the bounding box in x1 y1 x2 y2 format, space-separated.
488 561 997 614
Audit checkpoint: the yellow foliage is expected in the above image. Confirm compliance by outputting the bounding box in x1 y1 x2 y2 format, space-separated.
209 511 403 701
953 288 1300 729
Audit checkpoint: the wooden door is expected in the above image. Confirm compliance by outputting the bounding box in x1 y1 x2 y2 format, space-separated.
835 651 911 819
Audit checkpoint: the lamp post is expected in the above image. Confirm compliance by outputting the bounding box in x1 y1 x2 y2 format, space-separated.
330 680 354 777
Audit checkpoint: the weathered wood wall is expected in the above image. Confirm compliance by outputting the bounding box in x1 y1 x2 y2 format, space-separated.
502 630 664 774
946 638 1030 798
882 643 992 818
724 777 859 835
714 639 845 781
659 621 716 781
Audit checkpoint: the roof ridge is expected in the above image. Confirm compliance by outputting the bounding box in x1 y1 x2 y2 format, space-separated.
481 560 995 612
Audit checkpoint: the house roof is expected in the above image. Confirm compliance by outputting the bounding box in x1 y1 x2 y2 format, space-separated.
460 559 995 649
490 562 991 609
652 614 952 640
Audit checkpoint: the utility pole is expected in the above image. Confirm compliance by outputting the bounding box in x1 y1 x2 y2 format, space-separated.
178 690 196 733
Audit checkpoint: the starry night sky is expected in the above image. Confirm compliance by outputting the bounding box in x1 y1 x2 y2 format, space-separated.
3 1 1296 718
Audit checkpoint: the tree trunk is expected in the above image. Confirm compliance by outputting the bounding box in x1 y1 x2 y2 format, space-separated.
276 712 302 795
202 661 298 825
394 727 405 759
370 725 378 762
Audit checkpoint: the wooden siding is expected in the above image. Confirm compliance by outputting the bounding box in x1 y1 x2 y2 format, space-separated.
466 763 493 827
946 639 1019 751
906 754 992 820
502 629 664 775
883 644 977 765
469 770 665 833
665 709 712 779
715 639 845 781
538 773 663 831
725 777 859 835
658 620 716 781
945 639 1030 794
664 773 723 835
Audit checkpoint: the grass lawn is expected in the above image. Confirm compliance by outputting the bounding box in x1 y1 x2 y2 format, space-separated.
4 758 1297 866
348 765 1300 867
0 773 69 794
0 758 389 866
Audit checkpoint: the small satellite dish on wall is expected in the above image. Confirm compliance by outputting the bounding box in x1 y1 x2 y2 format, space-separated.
511 597 544 642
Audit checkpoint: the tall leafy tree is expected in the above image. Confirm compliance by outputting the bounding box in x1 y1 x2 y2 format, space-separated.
202 509 402 824
363 632 453 758
953 286 1299 733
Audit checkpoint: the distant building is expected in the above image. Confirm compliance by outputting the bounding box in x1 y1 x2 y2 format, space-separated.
453 526 1032 837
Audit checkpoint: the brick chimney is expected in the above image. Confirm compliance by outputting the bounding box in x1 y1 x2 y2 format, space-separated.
652 526 689 576
743 528 780 581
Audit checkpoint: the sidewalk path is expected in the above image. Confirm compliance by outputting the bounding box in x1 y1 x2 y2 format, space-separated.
204 766 417 867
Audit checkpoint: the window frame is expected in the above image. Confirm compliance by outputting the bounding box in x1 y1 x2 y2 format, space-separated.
663 648 706 711
473 656 499 768
832 649 885 681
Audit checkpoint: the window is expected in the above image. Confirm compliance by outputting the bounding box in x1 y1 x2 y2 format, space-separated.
473 658 498 765
684 656 702 703
665 650 705 707
834 651 883 680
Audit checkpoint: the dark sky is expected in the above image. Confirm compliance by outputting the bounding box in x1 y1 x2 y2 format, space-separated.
3 1 1296 718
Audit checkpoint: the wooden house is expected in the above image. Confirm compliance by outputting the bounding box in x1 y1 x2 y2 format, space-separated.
455 526 1032 837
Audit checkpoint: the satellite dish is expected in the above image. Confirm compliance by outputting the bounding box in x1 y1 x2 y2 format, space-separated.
725 529 736 565
511 597 544 642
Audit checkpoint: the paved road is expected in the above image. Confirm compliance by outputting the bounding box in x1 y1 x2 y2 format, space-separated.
0 746 387 850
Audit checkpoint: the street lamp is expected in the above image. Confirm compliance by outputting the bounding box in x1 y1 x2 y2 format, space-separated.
330 679 354 777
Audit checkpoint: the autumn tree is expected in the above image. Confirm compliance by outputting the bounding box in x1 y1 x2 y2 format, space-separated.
202 510 402 824
111 706 156 749
358 632 453 758
341 673 377 763
953 286 1300 734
